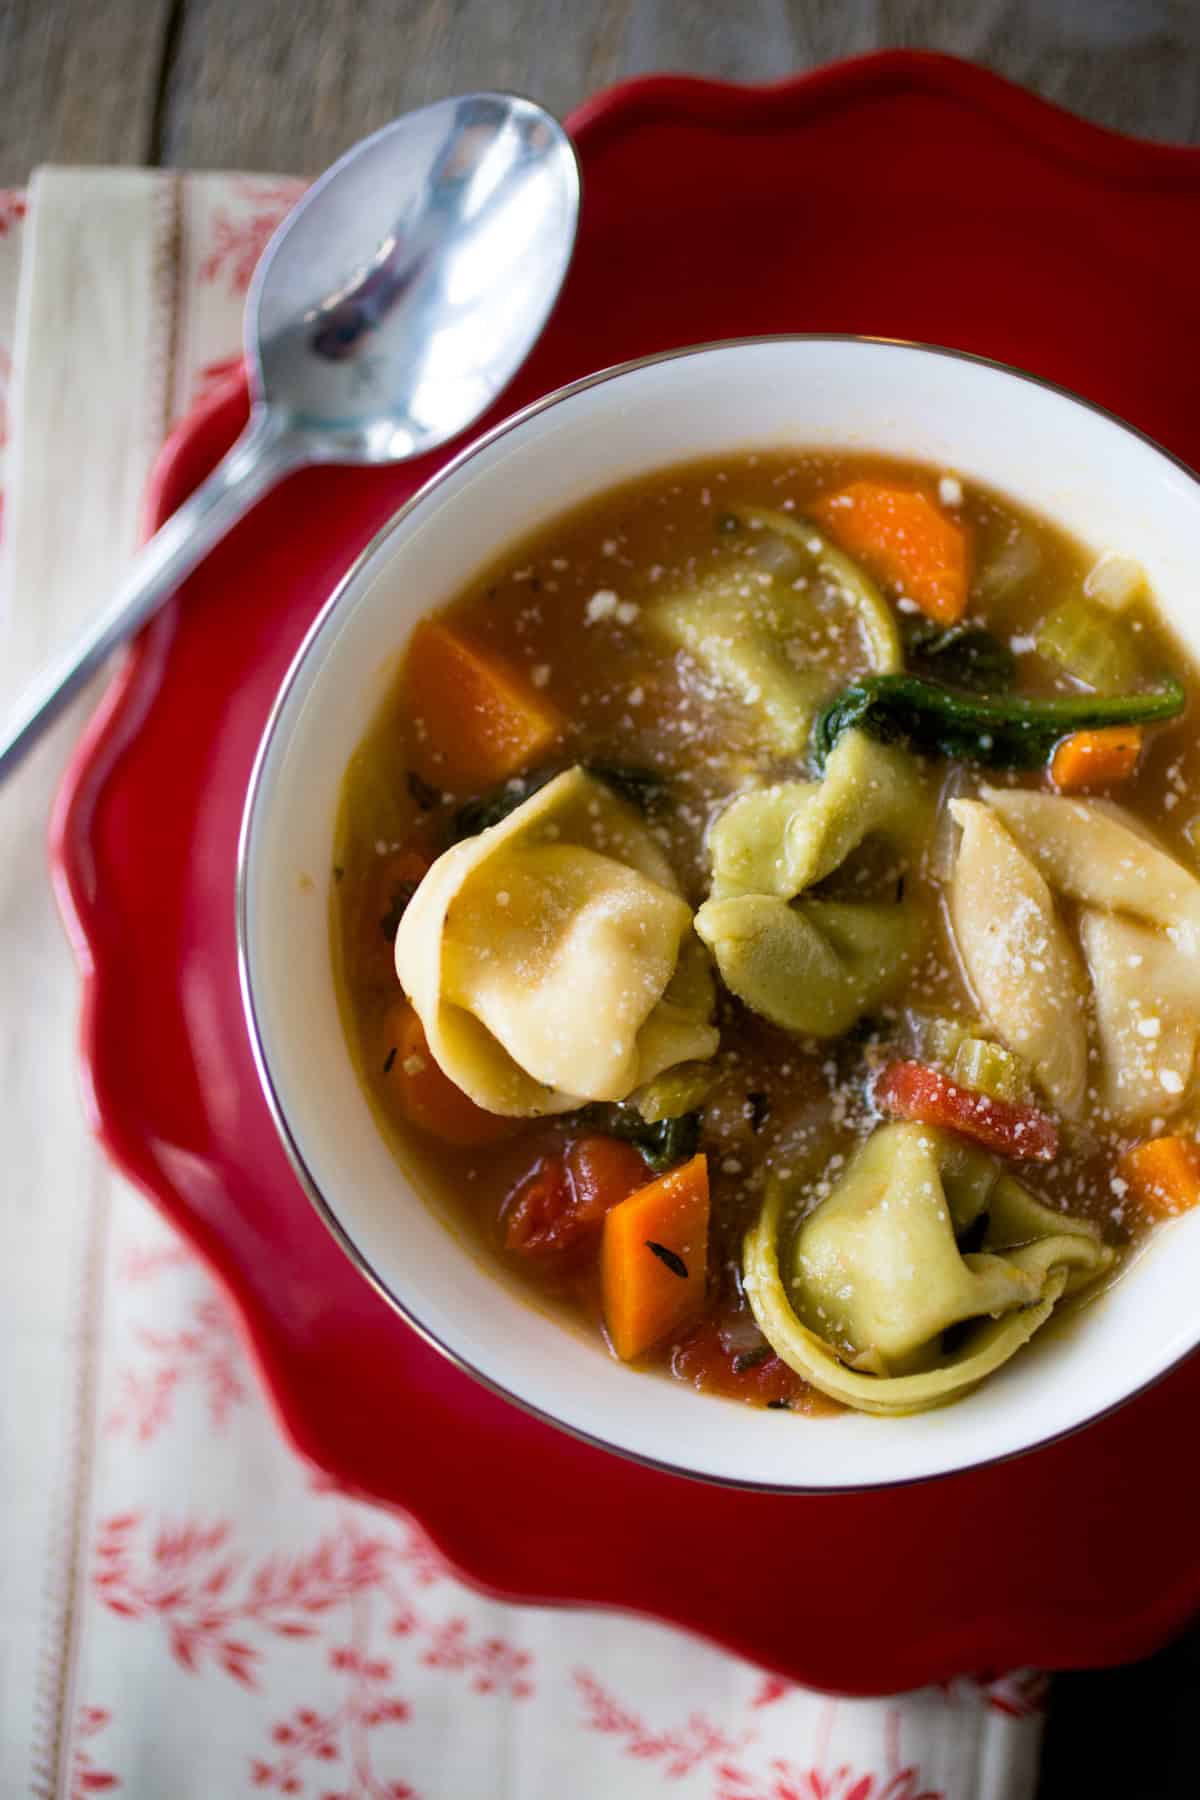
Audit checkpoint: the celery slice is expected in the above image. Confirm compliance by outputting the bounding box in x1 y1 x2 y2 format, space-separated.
1035 595 1140 693
634 1061 719 1123
952 1037 1029 1103
907 1013 973 1065
1084 551 1146 614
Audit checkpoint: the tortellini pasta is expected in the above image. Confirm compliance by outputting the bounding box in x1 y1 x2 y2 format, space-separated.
950 790 1200 1126
704 727 928 902
694 731 931 1036
1078 912 1200 1125
948 799 1089 1117
987 790 1200 950
394 768 719 1115
694 895 920 1039
743 1122 1112 1414
651 507 901 754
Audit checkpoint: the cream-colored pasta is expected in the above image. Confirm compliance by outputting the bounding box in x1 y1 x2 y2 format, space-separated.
742 1123 1111 1415
984 790 1200 950
951 790 1200 1127
948 799 1088 1117
1079 910 1200 1123
394 768 718 1115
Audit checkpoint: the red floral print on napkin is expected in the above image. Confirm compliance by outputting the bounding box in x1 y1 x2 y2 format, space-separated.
89 1506 538 1792
198 179 304 296
0 191 26 236
574 1675 944 1800
251 1652 415 1798
69 1706 120 1796
715 1761 942 1800
104 1294 246 1443
574 1669 748 1778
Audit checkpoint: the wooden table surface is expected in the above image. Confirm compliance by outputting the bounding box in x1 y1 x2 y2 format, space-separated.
4 3 1199 1794
4 0 1200 183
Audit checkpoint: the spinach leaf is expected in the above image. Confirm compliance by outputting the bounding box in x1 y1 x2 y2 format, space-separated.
903 619 1016 694
450 768 558 840
813 673 1186 771
450 762 669 843
584 762 670 816
406 769 442 811
570 1103 702 1174
380 881 419 939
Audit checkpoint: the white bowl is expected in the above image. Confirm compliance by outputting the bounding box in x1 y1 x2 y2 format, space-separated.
239 336 1200 1490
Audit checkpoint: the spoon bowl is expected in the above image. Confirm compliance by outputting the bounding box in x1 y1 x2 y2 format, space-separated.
0 93 579 780
251 94 580 460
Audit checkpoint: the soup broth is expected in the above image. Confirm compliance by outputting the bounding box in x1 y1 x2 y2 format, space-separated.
333 452 1200 1416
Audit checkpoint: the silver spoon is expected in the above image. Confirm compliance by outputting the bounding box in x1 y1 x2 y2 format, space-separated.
0 93 579 781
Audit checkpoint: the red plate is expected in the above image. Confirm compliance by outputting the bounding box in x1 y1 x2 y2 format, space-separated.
53 53 1200 1692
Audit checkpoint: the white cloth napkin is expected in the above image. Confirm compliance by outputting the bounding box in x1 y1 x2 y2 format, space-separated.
0 168 1046 1800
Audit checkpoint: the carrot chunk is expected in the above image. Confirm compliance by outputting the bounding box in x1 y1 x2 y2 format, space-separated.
380 1001 515 1146
602 1154 709 1361
1050 726 1143 792
811 479 970 623
504 1136 648 1257
875 1060 1059 1163
375 847 432 937
404 618 563 786
1118 1136 1200 1218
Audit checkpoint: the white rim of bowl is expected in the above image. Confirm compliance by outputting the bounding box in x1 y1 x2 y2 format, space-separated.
237 333 1200 1493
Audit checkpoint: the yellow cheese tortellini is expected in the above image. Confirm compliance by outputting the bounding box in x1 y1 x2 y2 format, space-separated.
743 1122 1112 1415
694 731 931 1037
394 768 719 1116
651 507 900 754
950 790 1200 1127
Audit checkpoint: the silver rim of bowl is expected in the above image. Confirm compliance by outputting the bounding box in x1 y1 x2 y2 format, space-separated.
236 333 1200 1495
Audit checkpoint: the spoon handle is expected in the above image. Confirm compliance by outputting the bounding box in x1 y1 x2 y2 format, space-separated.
0 407 308 783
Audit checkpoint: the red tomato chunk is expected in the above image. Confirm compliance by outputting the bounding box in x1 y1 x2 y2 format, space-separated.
671 1317 813 1409
875 1060 1059 1163
503 1136 649 1257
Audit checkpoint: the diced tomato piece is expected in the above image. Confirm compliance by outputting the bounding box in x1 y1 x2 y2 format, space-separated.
671 1317 813 1409
503 1135 647 1257
875 1060 1059 1163
565 1136 650 1225
503 1157 576 1254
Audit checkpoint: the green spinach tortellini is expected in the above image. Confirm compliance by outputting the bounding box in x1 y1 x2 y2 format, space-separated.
694 731 931 1036
743 1122 1113 1415
651 506 900 754
394 768 719 1116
